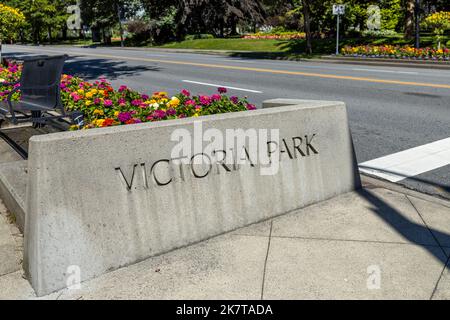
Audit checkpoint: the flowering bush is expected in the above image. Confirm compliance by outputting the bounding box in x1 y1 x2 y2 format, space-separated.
0 4 25 43
0 63 257 130
422 11 450 50
0 63 21 100
341 45 450 60
243 31 306 40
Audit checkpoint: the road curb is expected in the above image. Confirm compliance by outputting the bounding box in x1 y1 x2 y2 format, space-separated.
317 56 450 70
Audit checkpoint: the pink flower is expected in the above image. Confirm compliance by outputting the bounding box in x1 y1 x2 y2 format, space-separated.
246 103 256 110
200 96 211 106
131 99 143 106
185 99 196 106
118 85 128 92
181 89 191 97
103 99 113 107
118 98 126 105
211 94 221 102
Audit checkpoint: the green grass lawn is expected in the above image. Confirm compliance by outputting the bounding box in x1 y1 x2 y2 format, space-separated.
159 38 284 52
157 35 450 59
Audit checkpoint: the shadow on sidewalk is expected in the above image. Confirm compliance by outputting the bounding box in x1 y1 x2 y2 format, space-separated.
360 188 450 268
359 165 450 197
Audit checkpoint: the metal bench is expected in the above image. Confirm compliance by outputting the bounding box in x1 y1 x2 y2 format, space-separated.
0 55 83 158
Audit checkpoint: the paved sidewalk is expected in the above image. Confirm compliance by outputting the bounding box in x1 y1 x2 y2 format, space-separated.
0 176 449 300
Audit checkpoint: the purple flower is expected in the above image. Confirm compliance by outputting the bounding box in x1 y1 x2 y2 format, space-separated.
118 98 126 105
218 87 227 94
118 112 132 123
94 98 101 104
230 96 239 104
141 94 149 100
131 99 143 107
166 108 177 116
152 110 166 119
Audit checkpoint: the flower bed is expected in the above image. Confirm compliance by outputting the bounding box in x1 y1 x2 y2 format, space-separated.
0 63 256 130
243 32 306 40
341 45 450 61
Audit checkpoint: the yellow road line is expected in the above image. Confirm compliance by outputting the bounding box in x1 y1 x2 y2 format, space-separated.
16 46 450 89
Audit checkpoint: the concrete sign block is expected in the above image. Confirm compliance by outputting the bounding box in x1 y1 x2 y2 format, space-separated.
23 100 360 296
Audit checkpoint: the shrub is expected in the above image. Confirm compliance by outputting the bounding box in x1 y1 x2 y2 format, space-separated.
361 29 398 37
422 11 450 49
184 34 215 41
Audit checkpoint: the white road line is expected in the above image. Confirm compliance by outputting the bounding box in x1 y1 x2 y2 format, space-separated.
359 137 450 182
352 68 419 75
182 80 263 93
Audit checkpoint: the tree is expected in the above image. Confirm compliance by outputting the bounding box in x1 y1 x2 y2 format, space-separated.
0 3 25 62
80 0 142 43
4 0 72 44
422 11 450 49
140 0 266 40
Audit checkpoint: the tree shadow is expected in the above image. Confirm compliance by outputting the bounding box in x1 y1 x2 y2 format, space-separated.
63 58 161 81
3 52 161 81
360 188 450 269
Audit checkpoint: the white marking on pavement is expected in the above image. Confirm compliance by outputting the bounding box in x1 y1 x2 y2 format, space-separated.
352 68 419 75
182 80 263 93
359 137 450 182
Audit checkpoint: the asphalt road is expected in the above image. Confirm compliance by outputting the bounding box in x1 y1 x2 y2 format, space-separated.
3 44 450 198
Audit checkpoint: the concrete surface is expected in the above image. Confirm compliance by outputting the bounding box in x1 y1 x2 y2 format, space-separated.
21 101 359 296
0 199 22 278
0 161 27 232
1 184 449 300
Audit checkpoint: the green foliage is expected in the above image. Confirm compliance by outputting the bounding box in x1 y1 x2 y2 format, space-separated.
0 4 25 41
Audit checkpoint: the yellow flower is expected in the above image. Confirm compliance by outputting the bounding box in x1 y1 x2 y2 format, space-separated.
77 89 85 94
169 96 180 107
98 90 105 96
85 100 93 106
114 111 120 117
85 92 94 99
93 109 104 116
95 119 105 127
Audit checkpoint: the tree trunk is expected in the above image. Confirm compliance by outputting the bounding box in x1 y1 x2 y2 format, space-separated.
302 0 312 54
404 0 415 39
62 25 67 41
48 26 52 44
